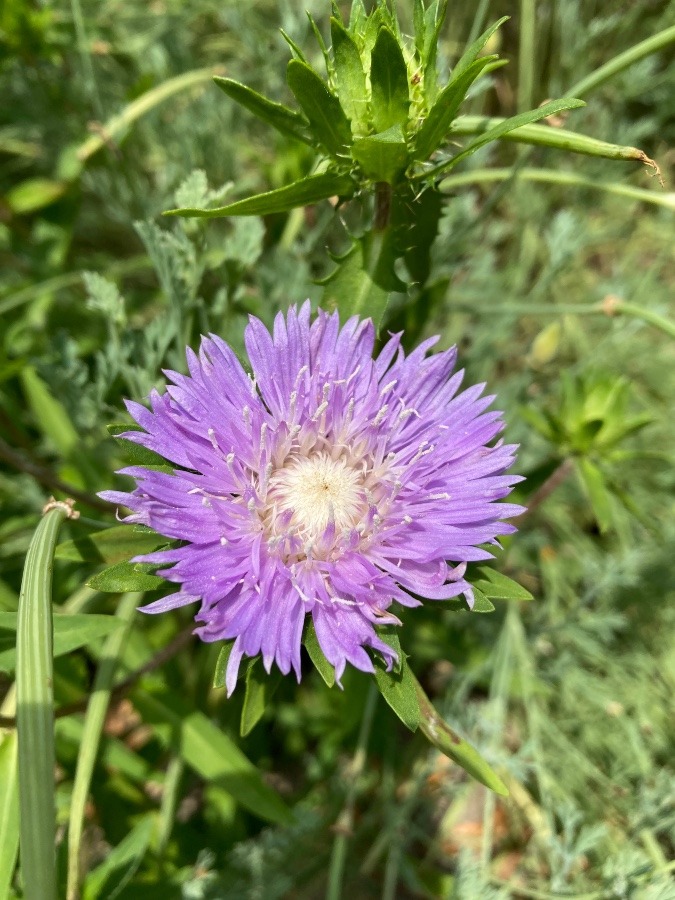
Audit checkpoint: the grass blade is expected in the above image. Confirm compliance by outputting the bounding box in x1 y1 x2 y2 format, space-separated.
438 166 675 210
16 503 72 900
567 24 675 98
0 688 19 900
66 592 140 900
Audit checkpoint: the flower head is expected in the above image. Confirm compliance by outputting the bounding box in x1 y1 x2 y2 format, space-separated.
102 303 523 693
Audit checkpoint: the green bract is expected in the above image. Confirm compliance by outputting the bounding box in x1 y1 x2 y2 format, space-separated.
168 2 584 211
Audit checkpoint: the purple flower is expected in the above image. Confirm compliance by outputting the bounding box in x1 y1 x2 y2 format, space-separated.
101 303 523 694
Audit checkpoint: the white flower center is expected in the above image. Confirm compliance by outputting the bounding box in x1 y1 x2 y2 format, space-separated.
266 452 365 541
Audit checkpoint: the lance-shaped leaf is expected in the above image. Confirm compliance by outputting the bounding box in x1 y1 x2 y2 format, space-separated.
451 16 509 83
450 115 657 165
576 458 615 534
352 124 409 184
87 560 164 593
213 77 313 145
422 0 449 104
0 613 123 673
133 688 292 824
474 567 534 602
370 26 410 132
419 97 586 179
56 524 166 564
16 506 68 900
240 659 283 737
414 56 498 161
287 59 352 155
412 671 508 796
373 629 420 732
330 17 368 134
107 423 170 467
303 617 335 687
165 171 355 218
213 639 236 689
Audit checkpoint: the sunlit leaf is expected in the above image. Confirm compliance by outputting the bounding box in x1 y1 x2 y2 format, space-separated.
87 561 164 593
352 124 409 183
370 26 410 132
55 524 166 564
165 172 355 218
287 59 352 155
82 816 154 900
303 618 335 687
412 672 508 796
213 76 313 144
474 568 534 602
330 17 368 133
133 689 292 824
240 660 283 737
373 630 420 732
0 613 123 673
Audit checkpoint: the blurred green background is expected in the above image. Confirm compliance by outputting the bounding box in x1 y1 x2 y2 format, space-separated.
1 1 674 897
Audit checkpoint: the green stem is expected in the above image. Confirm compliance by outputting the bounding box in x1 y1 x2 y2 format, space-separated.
16 503 73 900
567 24 675 98
326 682 378 900
74 67 221 165
449 116 652 163
439 167 673 209
518 0 536 112
69 0 104 121
451 293 675 340
66 592 139 900
610 299 675 340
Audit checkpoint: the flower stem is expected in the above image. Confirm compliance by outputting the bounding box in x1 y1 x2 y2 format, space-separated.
326 681 378 900
516 458 575 523
374 182 392 231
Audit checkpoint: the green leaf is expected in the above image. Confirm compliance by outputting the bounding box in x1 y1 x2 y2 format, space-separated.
67 594 139 900
82 815 154 900
0 733 19 900
370 26 410 132
422 0 449 104
55 524 166 564
20 367 79 458
213 77 313 144
331 17 368 134
240 660 283 737
286 59 352 155
303 618 335 687
373 630 420 732
87 561 164 593
412 672 509 796
451 16 508 83
321 229 405 332
352 124 409 184
107 423 172 467
576 458 614 534
133 689 292 824
165 172 355 218
213 640 236 689
413 56 497 161
5 177 68 214
420 97 586 180
0 613 124 673
413 0 426 59
16 506 68 900
469 587 496 613
450 116 655 163
399 186 443 287
474 568 534 602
